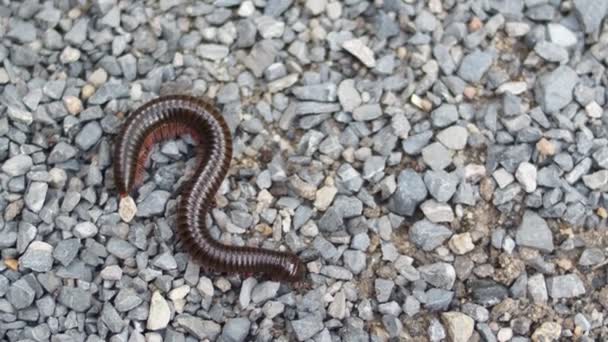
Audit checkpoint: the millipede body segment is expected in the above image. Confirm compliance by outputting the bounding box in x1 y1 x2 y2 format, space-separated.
113 95 305 282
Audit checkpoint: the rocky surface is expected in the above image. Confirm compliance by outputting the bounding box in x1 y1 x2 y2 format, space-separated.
0 0 607 341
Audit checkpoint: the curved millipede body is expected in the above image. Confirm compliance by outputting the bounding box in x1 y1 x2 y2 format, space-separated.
113 95 305 282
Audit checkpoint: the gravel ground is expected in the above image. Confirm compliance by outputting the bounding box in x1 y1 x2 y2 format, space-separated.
1 0 608 341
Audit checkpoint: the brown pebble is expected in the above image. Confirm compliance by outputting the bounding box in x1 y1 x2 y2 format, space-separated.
256 223 273 236
479 177 495 202
597 207 607 219
4 259 18 271
469 17 483 31
556 258 573 271
81 84 95 99
464 86 477 99
536 138 556 156
411 94 433 112
63 96 83 115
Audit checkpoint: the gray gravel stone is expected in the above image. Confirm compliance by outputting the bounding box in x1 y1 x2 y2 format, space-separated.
353 104 382 121
43 79 66 100
74 221 98 239
422 143 453 170
24 181 47 212
75 121 103 151
0 276 8 297
375 278 394 302
153 252 178 271
566 157 592 184
176 315 221 340
548 23 578 47
65 18 88 45
107 238 137 259
263 301 285 318
471 280 508 306
48 142 78 164
291 314 324 341
579 248 604 266
102 303 125 333
21 241 54 272
7 106 33 125
516 210 554 252
421 200 454 223
362 155 386 180
582 170 608 190
409 219 452 251
437 125 468 150
431 104 459 128
88 81 129 105
2 154 33 176
265 0 293 16
388 169 428 216
7 20 36 43
425 289 454 311
7 278 36 310
535 65 578 113
11 45 39 66
419 262 456 289
402 131 433 155
428 318 446 341
424 170 459 202
58 286 92 312
114 288 143 312
221 317 251 342
53 239 80 266
534 41 568 63
458 50 494 83
338 79 361 112
343 250 366 274
136 190 171 217
251 281 279 304
547 274 586 298
573 0 608 33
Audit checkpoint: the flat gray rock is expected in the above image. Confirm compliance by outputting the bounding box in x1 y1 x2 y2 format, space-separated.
515 211 554 252
547 274 586 299
176 315 221 340
534 65 578 113
291 314 324 341
7 278 36 310
458 50 493 83
2 154 33 176
58 286 92 312
221 317 251 342
409 219 452 251
388 169 428 216
573 0 608 33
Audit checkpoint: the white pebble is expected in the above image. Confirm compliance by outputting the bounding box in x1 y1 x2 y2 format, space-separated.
119 195 137 223
63 96 83 115
197 276 214 297
515 162 537 193
342 39 376 68
60 46 81 63
147 291 171 330
326 1 342 19
238 0 255 17
585 101 603 118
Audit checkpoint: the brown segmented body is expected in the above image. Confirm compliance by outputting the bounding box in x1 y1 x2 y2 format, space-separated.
113 95 305 282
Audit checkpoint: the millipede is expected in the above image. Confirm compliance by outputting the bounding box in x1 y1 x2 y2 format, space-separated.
113 95 306 282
